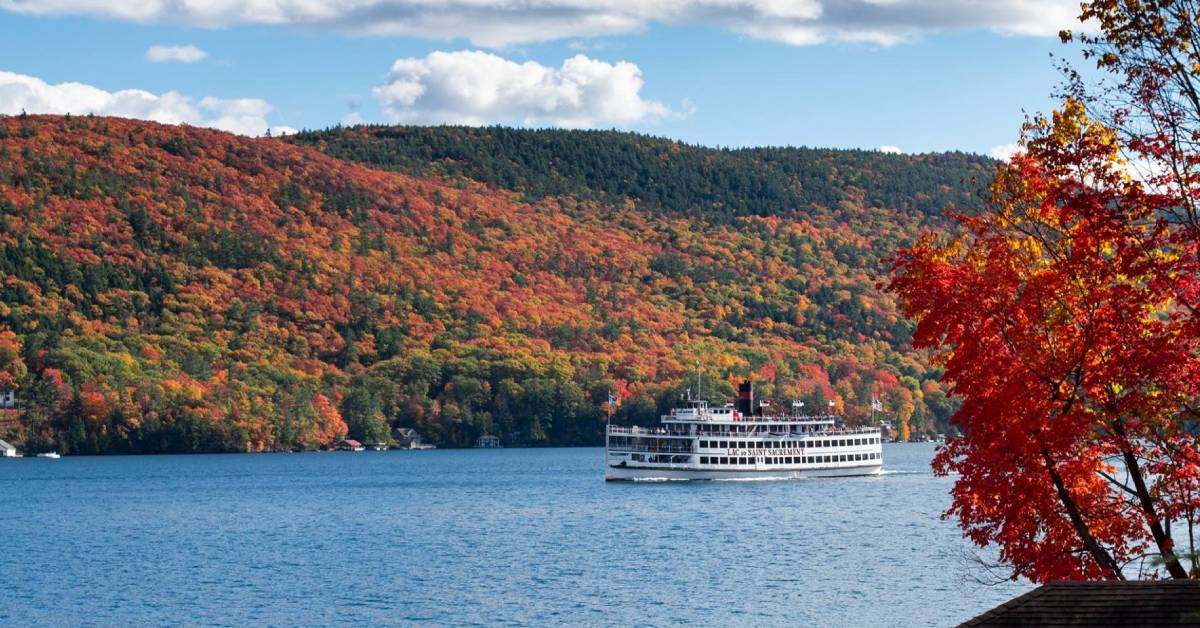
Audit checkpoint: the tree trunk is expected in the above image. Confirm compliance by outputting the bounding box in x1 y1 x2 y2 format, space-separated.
1119 445 1190 579
1041 447 1126 579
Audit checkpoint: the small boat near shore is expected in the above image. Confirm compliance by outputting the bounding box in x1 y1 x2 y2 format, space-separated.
36 452 61 459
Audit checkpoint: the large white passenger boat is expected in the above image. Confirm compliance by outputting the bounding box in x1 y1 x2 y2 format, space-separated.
606 381 883 481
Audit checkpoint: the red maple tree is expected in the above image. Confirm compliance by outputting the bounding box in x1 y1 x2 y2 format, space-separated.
891 0 1200 581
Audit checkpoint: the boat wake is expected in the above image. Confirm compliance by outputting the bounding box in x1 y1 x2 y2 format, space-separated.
877 469 929 476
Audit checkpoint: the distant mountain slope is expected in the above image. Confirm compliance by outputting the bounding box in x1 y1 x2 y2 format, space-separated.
0 116 981 454
288 126 993 220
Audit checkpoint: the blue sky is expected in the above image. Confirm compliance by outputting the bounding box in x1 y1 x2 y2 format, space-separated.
0 1 1086 155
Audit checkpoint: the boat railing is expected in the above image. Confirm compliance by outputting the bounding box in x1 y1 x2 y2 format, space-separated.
606 445 695 453
606 426 689 436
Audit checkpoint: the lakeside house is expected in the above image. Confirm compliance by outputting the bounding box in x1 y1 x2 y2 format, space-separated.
335 439 365 452
960 581 1200 627
0 438 16 458
0 390 15 409
475 434 501 448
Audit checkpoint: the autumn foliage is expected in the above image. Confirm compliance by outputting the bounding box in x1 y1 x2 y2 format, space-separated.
893 99 1200 580
0 114 982 453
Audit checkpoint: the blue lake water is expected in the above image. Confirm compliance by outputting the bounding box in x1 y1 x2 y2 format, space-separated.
0 444 1031 626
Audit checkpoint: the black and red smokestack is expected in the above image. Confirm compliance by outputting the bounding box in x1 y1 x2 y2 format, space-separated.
737 380 753 416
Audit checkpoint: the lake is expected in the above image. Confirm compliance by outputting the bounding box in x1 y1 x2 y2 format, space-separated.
0 443 1031 626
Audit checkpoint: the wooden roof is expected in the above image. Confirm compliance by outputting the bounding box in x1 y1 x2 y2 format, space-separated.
960 581 1200 627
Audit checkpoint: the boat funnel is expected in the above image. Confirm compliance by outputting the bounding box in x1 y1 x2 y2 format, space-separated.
737 380 753 416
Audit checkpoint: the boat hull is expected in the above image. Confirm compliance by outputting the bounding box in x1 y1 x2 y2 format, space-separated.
605 462 883 481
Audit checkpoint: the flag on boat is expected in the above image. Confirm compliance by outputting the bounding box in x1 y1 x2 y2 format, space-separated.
608 393 616 407
871 398 883 412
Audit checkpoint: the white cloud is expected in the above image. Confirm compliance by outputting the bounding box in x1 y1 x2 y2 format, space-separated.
0 1 1085 48
145 44 208 63
269 125 298 136
341 111 366 126
879 145 903 154
373 51 671 127
0 70 276 136
989 142 1022 161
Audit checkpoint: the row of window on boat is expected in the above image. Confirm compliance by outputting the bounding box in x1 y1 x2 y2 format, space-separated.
690 424 830 435
627 451 883 465
697 436 879 450
697 452 881 466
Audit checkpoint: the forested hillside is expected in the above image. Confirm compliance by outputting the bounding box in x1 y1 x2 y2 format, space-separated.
289 126 989 221
0 115 990 454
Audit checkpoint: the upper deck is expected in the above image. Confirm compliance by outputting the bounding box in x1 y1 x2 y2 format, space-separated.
662 399 836 427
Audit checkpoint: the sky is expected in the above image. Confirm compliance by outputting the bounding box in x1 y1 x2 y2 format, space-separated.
0 1 1093 156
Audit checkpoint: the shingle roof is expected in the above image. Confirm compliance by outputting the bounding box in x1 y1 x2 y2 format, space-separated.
960 581 1200 627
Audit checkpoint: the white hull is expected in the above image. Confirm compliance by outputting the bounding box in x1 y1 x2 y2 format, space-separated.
605 462 883 481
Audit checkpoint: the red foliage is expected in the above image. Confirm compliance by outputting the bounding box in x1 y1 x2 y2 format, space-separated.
891 101 1200 581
